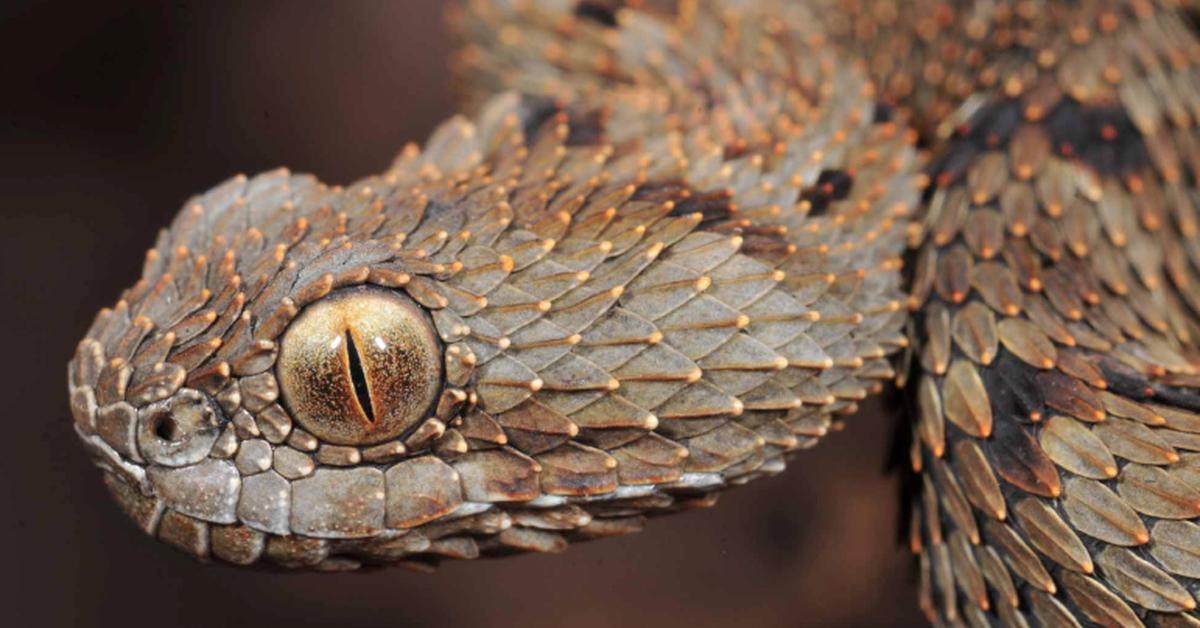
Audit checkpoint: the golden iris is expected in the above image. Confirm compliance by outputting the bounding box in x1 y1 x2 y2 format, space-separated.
277 287 442 446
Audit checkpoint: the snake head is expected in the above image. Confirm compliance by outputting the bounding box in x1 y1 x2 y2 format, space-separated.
65 204 492 566
67 7 915 565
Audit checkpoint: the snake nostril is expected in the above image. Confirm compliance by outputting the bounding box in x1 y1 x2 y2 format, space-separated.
136 389 223 466
152 413 181 442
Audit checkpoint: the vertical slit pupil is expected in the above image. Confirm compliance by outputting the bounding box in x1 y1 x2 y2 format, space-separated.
345 331 375 424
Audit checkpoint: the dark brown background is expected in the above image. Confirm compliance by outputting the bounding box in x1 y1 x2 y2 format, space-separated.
0 2 925 626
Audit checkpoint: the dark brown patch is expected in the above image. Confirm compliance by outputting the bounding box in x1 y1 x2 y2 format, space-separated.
519 96 562 142
980 354 1041 422
668 189 736 223
800 169 854 216
929 97 1152 186
632 179 691 203
575 1 619 27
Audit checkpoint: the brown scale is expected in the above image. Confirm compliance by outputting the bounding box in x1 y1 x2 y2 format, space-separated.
863 1 1200 624
68 1 919 571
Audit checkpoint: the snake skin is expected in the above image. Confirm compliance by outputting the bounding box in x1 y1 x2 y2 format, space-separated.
68 0 1200 624
67 0 916 571
826 1 1200 626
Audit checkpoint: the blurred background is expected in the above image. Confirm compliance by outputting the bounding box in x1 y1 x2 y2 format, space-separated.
0 2 925 626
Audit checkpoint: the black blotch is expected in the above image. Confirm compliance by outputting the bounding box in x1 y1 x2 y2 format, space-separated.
928 140 979 190
1117 131 1151 176
799 169 854 217
1097 355 1154 400
632 179 690 202
981 351 1043 422
518 96 560 142
1151 385 1200 413
565 108 607 146
986 417 1057 497
345 331 375 423
518 96 607 146
669 189 735 222
1083 140 1117 177
798 191 828 215
1044 100 1088 156
873 100 895 124
817 169 853 199
973 100 1021 147
575 1 618 26
1185 5 1200 33
927 97 1152 194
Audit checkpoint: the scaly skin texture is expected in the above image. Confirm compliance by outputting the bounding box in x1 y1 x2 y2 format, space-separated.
74 1 1200 624
459 0 1200 625
827 0 1200 625
67 0 918 571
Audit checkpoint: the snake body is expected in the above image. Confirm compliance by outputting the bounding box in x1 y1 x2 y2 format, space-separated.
833 2 1200 625
67 0 1200 625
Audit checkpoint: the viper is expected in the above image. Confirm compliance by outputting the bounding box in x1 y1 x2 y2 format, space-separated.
68 1 1200 625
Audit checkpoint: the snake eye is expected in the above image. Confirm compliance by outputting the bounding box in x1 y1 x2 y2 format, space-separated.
277 287 442 446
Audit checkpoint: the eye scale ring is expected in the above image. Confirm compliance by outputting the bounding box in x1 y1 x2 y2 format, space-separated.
278 286 443 446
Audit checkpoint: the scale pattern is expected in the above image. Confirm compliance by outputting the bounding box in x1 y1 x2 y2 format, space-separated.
462 0 1200 624
67 0 918 570
828 1 1200 625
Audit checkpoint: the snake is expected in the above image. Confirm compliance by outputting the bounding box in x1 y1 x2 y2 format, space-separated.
66 0 1200 625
